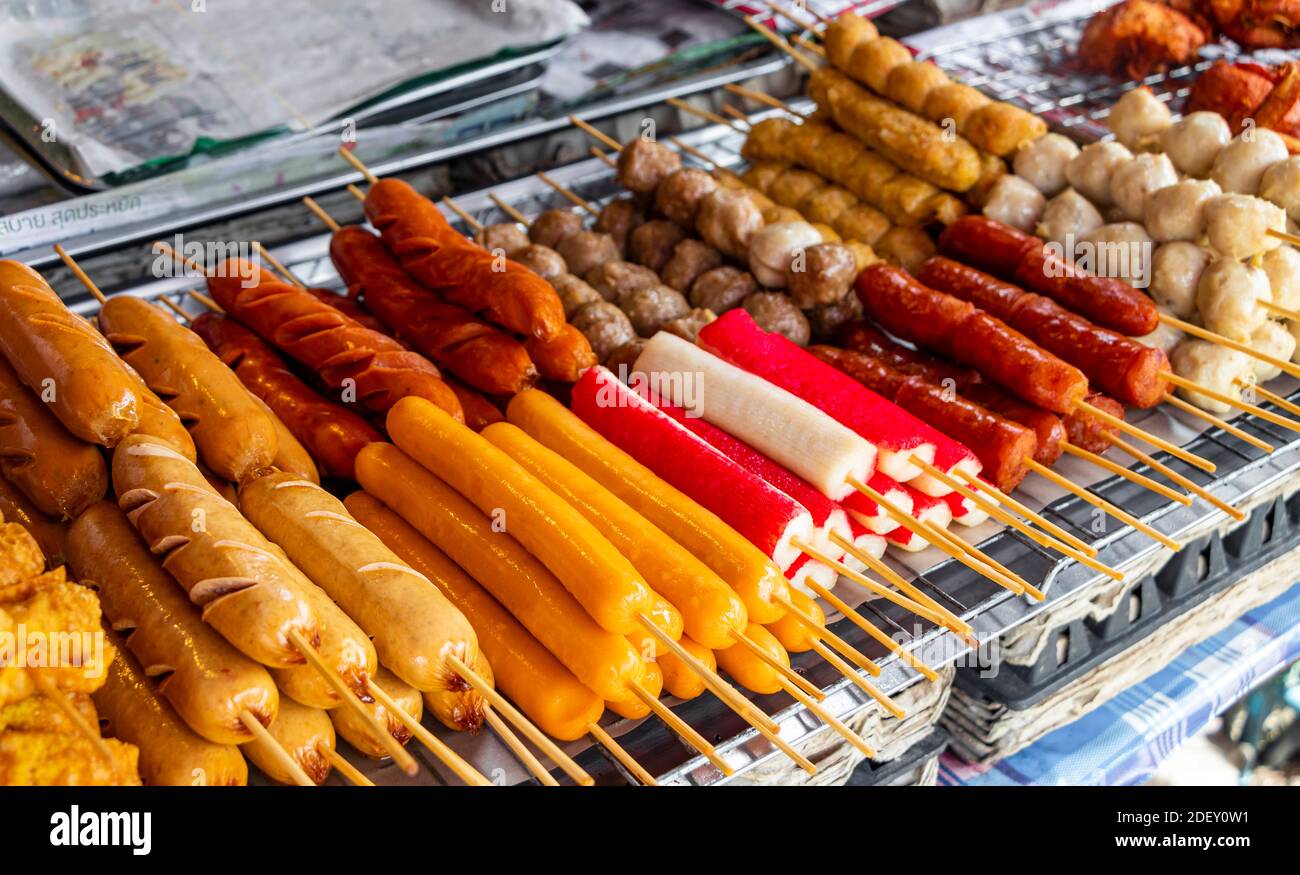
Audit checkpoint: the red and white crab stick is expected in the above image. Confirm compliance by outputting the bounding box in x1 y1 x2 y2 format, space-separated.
630 332 877 500
571 366 816 573
694 311 982 494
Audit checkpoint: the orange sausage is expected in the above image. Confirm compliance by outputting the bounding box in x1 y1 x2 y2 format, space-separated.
626 591 685 660
606 660 664 720
659 636 715 700
716 623 789 695
387 396 653 635
346 490 604 741
424 650 493 734
353 443 644 703
482 421 743 649
249 394 319 483
506 389 791 624
120 363 197 462
0 473 68 565
330 665 421 759
767 588 826 653
241 696 333 785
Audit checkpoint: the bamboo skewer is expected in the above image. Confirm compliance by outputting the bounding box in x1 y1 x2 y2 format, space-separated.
33 675 116 766
770 0 831 27
1160 313 1300 380
1163 372 1300 433
537 171 600 217
446 653 594 786
439 196 483 230
1261 299 1300 321
724 81 810 118
778 674 876 759
629 679 733 775
485 707 559 787
323 747 374 786
665 96 745 132
911 458 1124 574
772 593 882 676
368 680 490 786
568 115 622 152
1026 462 1179 550
744 14 820 71
720 104 754 128
587 721 658 786
1160 392 1274 451
826 530 976 640
1076 399 1216 473
1236 379 1300 419
734 632 825 700
929 516 1046 599
303 196 342 232
955 473 1098 558
240 709 315 786
287 631 419 776
1060 441 1190 505
808 638 905 718
847 476 1027 595
488 193 532 227
252 241 306 288
53 244 108 303
637 618 779 733
793 538 934 618
347 183 367 202
160 294 193 323
590 146 617 168
793 560 947 675
1104 434 1246 522
338 147 379 184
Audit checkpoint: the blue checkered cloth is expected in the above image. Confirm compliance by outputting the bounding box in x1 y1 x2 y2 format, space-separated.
939 583 1300 786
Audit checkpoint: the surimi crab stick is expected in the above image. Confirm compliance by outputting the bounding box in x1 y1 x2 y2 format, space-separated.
570 366 817 575
631 332 877 501
696 310 982 493
841 472 911 534
885 489 954 553
784 554 839 599
647 395 852 562
944 488 992 528
837 518 888 575
505 388 793 626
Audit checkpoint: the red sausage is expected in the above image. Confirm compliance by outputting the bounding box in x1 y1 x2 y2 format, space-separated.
837 320 980 390
961 382 1065 466
192 312 381 480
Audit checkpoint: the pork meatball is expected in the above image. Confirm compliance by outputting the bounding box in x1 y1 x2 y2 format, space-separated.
1013 133 1080 196
1170 339 1252 414
529 210 583 249
741 292 811 346
1204 194 1285 259
617 137 681 195
983 175 1048 232
697 187 764 261
551 273 602 318
1065 141 1133 206
1260 156 1300 222
1144 178 1221 242
748 221 823 288
661 238 723 293
1211 129 1289 195
556 230 620 278
1107 87 1172 149
1196 257 1271 342
689 266 757 314
1247 319 1296 382
585 260 659 303
595 196 644 253
514 244 567 282
1036 188 1104 247
1149 242 1208 318
1080 222 1152 287
628 219 688 272
1161 112 1232 178
1111 152 1178 221
475 222 529 257
571 301 636 364
654 167 718 228
786 242 859 309
1261 246 1300 311
662 307 717 344
622 285 691 336
806 292 864 342
603 338 648 374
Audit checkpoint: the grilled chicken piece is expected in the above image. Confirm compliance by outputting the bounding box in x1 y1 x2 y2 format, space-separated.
1078 0 1210 79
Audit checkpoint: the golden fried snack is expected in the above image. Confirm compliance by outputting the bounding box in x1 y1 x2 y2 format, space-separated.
922 82 992 130
848 37 913 93
886 61 952 114
800 185 858 224
832 203 892 245
768 168 825 207
820 69 982 191
964 103 1049 157
824 11 878 69
874 226 937 273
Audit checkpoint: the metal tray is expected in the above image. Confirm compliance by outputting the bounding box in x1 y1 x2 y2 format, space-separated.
59 105 1300 783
